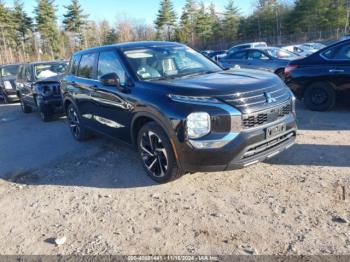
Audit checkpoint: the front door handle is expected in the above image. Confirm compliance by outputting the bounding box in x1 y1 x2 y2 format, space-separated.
329 69 344 73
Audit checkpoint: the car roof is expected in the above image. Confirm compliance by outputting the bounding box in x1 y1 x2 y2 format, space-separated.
74 41 184 56
0 63 22 68
25 60 68 66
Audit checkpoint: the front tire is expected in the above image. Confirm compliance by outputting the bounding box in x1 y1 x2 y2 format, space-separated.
304 82 336 111
67 104 91 141
19 95 32 113
137 122 184 183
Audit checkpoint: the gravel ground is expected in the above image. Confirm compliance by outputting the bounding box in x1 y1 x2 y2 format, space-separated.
0 101 349 255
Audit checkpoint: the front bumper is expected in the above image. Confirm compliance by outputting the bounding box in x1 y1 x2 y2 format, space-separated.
178 114 297 173
37 95 64 114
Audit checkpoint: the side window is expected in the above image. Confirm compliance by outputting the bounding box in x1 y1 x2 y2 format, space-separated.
228 51 247 59
25 66 32 81
77 53 97 79
248 51 268 60
97 51 126 85
70 55 81 75
333 44 350 60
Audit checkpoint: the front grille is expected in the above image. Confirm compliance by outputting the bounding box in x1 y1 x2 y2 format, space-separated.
220 84 291 113
242 102 292 129
242 131 295 159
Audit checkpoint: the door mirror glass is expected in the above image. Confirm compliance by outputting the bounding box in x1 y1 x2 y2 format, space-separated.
100 73 120 87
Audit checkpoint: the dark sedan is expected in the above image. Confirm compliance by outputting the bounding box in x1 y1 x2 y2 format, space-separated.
0 63 21 103
218 47 300 79
285 39 350 111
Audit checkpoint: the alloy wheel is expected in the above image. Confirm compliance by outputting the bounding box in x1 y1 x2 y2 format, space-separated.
139 130 168 178
311 88 328 105
68 106 80 138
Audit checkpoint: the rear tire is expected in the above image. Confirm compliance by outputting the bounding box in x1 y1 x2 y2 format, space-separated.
40 110 51 122
67 103 91 141
303 82 336 111
137 122 184 183
19 95 32 113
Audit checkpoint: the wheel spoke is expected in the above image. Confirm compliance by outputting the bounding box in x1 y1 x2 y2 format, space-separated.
140 129 169 178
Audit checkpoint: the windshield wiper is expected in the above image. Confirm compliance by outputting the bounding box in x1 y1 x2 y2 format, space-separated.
176 70 220 79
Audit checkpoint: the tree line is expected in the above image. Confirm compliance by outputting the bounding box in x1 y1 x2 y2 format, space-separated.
0 0 349 64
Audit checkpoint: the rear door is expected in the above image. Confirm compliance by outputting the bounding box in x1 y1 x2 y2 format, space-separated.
321 42 350 93
220 50 248 68
21 65 36 106
247 50 272 71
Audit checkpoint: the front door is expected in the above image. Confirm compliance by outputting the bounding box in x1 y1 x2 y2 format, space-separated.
91 50 133 141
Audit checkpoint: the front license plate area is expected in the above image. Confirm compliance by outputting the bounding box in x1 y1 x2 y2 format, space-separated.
266 123 286 139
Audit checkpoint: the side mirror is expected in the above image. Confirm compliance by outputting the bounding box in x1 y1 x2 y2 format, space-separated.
100 73 120 87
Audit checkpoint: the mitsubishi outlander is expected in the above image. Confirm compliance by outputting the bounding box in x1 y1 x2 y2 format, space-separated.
61 42 297 183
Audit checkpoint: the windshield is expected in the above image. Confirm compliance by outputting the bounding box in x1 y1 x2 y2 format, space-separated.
34 62 68 80
1 65 20 77
122 46 221 80
266 48 299 59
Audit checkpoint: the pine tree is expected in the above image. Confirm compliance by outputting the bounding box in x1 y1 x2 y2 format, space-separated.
12 0 33 61
194 2 212 48
63 0 88 50
63 0 87 32
179 0 197 44
34 0 61 59
155 0 177 40
13 0 33 43
222 0 240 44
0 2 16 63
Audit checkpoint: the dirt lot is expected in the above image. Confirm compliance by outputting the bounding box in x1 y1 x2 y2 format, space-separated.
0 101 349 255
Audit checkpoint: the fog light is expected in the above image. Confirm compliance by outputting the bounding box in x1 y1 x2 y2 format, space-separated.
186 112 211 139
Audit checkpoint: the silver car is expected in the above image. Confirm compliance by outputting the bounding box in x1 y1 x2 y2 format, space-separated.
218 47 300 79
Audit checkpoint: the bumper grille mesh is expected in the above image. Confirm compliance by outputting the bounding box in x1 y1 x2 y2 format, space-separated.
242 102 292 129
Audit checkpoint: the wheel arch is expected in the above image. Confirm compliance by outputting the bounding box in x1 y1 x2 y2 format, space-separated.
131 111 174 147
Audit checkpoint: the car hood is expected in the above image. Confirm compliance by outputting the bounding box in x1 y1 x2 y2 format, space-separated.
153 69 283 97
35 74 64 84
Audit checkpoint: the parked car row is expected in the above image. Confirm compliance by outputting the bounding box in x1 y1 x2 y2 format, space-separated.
1 41 298 183
2 39 349 182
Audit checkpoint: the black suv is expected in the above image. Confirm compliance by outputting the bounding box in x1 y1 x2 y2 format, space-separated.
62 41 297 183
16 61 68 121
285 39 350 111
0 63 21 103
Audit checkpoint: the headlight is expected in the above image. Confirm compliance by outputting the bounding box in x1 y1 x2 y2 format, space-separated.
4 81 13 90
186 112 211 139
289 90 296 114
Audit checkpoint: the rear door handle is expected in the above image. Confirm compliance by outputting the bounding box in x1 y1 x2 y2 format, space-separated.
329 69 344 73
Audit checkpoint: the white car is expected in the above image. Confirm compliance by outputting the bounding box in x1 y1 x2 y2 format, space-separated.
282 44 316 57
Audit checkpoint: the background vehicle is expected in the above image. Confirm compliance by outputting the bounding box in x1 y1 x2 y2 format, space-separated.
219 47 300 79
16 61 68 121
285 39 350 111
0 64 21 103
201 50 227 61
282 44 321 57
301 42 326 51
62 41 296 183
226 42 267 55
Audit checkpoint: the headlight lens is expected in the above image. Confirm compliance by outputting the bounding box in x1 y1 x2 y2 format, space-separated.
4 81 13 90
186 112 211 139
